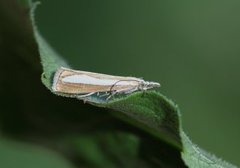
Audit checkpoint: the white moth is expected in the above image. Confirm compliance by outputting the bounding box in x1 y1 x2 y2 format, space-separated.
52 67 160 99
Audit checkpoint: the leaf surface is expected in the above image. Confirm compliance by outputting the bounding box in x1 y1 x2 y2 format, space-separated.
29 2 237 168
0 1 237 167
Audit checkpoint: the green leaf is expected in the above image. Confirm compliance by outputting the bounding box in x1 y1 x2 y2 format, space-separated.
30 2 69 89
181 132 237 168
0 0 237 167
28 1 237 168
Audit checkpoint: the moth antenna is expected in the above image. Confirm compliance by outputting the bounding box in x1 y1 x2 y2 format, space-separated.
109 79 142 93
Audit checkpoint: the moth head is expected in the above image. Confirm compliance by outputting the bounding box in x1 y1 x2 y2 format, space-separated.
139 81 160 91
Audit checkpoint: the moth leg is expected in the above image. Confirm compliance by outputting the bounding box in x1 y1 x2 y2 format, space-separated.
77 92 97 103
141 89 147 97
106 90 118 101
141 86 149 97
106 87 137 101
99 91 111 98
77 92 96 98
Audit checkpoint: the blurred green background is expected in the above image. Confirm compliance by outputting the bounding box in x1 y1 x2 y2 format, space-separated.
34 0 240 166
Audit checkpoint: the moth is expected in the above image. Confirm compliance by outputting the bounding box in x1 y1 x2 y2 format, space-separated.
52 67 160 99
